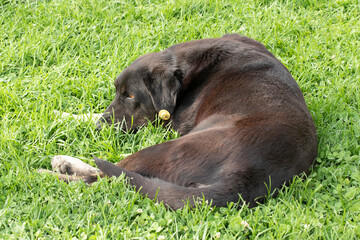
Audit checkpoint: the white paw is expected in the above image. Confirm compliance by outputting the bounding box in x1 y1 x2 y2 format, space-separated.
51 155 99 176
54 111 102 123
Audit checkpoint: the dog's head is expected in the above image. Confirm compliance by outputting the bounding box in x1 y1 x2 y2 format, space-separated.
97 51 183 130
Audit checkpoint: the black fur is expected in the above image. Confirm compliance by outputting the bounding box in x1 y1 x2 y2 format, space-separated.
92 34 317 209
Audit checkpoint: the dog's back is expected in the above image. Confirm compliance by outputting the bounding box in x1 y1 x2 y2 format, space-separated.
156 35 317 206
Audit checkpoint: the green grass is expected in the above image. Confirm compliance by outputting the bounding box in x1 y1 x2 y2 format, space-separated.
1 0 360 238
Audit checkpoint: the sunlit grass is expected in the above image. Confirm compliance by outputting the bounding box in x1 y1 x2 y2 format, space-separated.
1 0 359 238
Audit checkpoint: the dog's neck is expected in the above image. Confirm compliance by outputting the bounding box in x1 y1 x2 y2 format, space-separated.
169 42 223 90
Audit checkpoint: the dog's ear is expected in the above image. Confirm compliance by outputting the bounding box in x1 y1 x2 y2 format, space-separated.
143 69 183 119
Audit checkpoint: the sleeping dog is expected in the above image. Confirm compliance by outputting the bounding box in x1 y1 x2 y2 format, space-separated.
45 34 317 209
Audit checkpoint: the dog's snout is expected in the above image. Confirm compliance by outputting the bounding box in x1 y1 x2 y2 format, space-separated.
95 115 109 131
95 121 103 131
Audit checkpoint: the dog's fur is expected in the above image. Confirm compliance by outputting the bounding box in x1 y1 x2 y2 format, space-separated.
49 34 317 209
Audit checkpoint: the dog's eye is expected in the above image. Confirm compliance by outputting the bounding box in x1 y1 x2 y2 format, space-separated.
126 94 135 99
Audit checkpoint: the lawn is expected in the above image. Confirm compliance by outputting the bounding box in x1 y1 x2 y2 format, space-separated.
1 0 360 238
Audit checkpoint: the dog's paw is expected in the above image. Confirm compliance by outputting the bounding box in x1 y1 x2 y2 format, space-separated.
51 155 99 176
38 169 56 174
54 111 102 123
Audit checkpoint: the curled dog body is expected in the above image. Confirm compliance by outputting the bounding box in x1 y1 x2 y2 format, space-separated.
51 34 317 209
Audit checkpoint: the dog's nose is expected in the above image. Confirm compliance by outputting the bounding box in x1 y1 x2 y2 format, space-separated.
95 122 103 131
95 115 107 131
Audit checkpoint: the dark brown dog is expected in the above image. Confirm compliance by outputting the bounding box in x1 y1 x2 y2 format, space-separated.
55 34 317 209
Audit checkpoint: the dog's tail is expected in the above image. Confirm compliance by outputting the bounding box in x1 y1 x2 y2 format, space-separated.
93 157 239 209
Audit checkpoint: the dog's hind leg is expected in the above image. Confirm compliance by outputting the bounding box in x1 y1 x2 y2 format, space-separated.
51 155 99 176
39 156 101 183
93 157 239 210
38 169 86 182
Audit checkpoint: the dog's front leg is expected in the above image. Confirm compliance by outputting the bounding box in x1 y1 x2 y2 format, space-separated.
54 111 102 123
